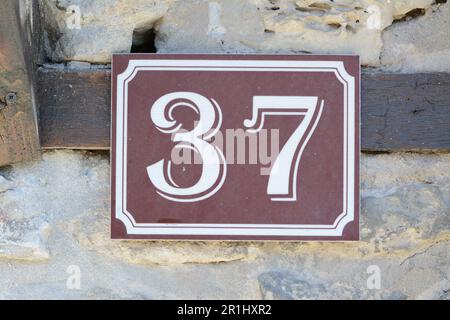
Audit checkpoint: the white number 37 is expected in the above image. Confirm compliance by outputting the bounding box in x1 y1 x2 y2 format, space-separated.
147 92 324 203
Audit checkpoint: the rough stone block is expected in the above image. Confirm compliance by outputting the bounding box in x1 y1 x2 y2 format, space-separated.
38 0 450 72
382 2 450 72
40 0 172 63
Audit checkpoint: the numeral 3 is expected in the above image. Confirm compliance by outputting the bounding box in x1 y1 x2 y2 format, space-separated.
146 92 227 202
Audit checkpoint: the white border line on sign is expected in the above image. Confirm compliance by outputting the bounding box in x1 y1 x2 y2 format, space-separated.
115 59 356 236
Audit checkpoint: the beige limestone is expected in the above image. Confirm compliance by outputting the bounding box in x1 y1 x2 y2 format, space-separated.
39 0 450 72
0 151 448 299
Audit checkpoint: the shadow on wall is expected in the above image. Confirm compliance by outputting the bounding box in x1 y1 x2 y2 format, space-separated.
131 27 157 53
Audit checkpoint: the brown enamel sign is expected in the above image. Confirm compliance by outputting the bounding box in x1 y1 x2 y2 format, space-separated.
111 54 360 240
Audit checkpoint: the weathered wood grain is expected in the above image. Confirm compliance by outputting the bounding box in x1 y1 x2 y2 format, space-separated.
0 0 41 166
38 68 111 149
362 72 450 151
37 68 450 151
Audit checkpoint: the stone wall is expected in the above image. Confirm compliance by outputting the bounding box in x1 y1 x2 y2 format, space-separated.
0 0 449 299
39 0 450 71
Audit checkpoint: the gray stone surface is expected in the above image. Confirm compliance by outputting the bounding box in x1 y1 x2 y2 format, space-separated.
39 0 171 63
258 271 407 299
0 151 449 299
0 170 50 261
156 0 434 67
381 2 450 72
39 0 450 72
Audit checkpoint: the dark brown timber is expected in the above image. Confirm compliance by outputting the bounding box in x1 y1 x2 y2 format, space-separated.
38 68 111 150
0 0 42 166
37 68 450 151
362 72 450 151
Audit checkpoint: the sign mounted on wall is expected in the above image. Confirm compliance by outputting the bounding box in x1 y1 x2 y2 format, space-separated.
111 54 360 240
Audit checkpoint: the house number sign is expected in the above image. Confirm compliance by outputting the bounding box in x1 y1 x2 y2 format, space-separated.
111 54 360 240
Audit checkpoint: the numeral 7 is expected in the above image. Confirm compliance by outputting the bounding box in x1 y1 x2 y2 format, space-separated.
244 96 324 201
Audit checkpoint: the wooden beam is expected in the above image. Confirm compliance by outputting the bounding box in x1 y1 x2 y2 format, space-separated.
38 67 111 150
37 68 450 151
362 72 450 151
0 0 41 166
